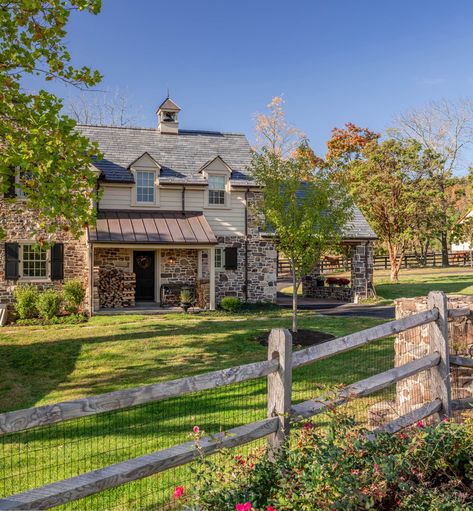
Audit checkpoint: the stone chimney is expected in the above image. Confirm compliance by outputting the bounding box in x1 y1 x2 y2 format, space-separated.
156 97 181 135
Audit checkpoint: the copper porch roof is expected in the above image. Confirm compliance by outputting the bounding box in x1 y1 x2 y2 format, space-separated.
88 210 218 244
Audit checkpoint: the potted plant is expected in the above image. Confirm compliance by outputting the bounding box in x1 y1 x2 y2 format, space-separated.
337 277 350 287
179 289 193 313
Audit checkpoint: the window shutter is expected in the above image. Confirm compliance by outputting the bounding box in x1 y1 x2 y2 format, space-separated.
224 247 238 270
50 243 64 280
3 168 16 198
5 243 19 280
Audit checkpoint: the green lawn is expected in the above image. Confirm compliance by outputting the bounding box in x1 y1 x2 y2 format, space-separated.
0 309 392 510
280 268 473 304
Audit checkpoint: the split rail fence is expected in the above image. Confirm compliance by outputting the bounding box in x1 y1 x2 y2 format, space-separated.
0 291 472 510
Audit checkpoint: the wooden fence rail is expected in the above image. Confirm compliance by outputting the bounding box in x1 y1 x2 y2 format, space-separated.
0 291 470 510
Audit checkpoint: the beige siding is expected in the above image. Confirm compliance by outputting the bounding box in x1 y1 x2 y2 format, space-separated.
99 185 247 237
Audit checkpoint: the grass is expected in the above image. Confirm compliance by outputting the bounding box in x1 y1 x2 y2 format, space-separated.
280 267 473 305
0 309 393 510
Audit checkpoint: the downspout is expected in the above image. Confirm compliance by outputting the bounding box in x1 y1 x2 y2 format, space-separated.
88 242 94 316
365 241 369 298
244 188 249 303
181 186 186 214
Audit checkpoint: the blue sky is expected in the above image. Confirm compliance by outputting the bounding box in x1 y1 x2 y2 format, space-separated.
24 0 473 159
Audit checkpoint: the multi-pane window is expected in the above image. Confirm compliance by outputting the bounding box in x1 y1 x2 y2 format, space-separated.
22 244 48 278
208 175 226 205
136 171 155 203
215 247 224 270
16 171 33 199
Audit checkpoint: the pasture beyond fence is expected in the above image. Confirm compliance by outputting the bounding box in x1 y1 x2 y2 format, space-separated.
0 291 472 510
277 251 473 275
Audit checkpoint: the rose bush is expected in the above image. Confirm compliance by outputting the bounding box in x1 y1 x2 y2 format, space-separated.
177 412 473 510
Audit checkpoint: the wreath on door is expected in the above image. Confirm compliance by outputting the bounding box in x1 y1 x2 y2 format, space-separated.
136 255 152 270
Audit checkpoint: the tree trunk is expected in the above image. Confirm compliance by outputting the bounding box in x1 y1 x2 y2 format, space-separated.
388 244 402 283
440 231 449 267
292 270 298 333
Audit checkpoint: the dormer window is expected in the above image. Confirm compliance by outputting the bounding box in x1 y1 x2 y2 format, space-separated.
208 175 226 205
136 170 155 203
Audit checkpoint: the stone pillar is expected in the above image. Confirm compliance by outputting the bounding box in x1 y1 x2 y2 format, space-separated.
351 242 374 303
394 295 473 421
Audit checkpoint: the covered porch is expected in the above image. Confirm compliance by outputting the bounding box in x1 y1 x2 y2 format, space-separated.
88 210 218 313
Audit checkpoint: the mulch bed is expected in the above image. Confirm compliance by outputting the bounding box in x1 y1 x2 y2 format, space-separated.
255 329 335 347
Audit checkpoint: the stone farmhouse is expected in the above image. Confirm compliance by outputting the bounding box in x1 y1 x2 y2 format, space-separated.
0 98 376 316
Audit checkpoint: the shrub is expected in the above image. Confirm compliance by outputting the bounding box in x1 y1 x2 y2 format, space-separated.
182 414 473 510
180 289 193 303
14 285 39 319
63 279 85 313
16 313 88 327
326 276 350 286
36 289 63 320
220 296 242 312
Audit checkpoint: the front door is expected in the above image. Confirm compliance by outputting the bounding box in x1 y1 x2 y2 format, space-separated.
133 251 155 301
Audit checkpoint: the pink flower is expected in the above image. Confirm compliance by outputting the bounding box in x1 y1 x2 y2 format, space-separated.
399 432 406 439
416 420 424 428
374 463 380 473
173 486 184 499
193 425 200 433
267 506 278 511
235 503 252 511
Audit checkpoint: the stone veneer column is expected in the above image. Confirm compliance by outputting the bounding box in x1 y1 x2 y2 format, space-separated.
351 242 374 302
394 295 473 420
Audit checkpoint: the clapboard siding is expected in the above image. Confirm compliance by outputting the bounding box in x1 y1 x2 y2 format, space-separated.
99 185 247 237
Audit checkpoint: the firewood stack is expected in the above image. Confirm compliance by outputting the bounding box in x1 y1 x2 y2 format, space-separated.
97 267 136 308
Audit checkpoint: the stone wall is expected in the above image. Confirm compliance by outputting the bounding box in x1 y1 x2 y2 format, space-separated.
351 243 375 302
393 295 473 421
0 201 89 318
214 235 277 304
301 278 352 301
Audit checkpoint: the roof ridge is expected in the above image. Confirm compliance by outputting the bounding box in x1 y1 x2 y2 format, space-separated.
76 124 247 136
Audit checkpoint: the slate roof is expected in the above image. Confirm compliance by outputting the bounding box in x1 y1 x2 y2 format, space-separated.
76 125 254 184
295 184 377 240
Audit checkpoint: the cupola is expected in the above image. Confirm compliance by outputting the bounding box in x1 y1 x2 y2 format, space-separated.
156 97 181 134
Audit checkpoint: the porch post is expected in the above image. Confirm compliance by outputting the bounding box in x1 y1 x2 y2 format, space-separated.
209 246 216 310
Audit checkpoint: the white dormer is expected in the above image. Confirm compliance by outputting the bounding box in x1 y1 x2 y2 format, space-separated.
128 152 161 207
199 156 232 208
157 97 181 135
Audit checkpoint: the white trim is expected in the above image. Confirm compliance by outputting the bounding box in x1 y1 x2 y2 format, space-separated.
155 249 161 304
204 172 230 209
209 246 216 310
214 246 224 271
130 168 160 207
18 243 51 282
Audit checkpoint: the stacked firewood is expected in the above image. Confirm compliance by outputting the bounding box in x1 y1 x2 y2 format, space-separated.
97 267 136 308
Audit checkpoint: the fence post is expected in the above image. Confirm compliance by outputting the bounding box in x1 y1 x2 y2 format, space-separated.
428 291 452 418
267 328 293 454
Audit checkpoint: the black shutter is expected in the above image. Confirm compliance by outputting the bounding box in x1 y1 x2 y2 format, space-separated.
50 243 64 280
5 243 19 280
3 167 16 198
224 247 238 270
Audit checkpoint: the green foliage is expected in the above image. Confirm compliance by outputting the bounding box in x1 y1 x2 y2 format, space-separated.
36 289 63 320
13 285 39 319
16 313 88 326
180 289 193 303
185 415 473 510
63 279 85 313
220 296 242 312
0 1 104 240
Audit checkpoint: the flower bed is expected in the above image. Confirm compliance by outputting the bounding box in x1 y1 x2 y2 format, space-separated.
177 413 473 510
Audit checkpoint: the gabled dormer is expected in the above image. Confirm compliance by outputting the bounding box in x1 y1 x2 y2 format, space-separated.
199 156 232 208
157 97 181 135
128 152 161 207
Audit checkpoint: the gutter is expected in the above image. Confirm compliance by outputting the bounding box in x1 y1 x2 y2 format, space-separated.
244 188 249 303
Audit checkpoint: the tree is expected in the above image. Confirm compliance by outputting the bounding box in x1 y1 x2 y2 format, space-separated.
0 0 103 240
65 88 139 127
390 98 473 266
251 98 352 332
348 138 438 282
